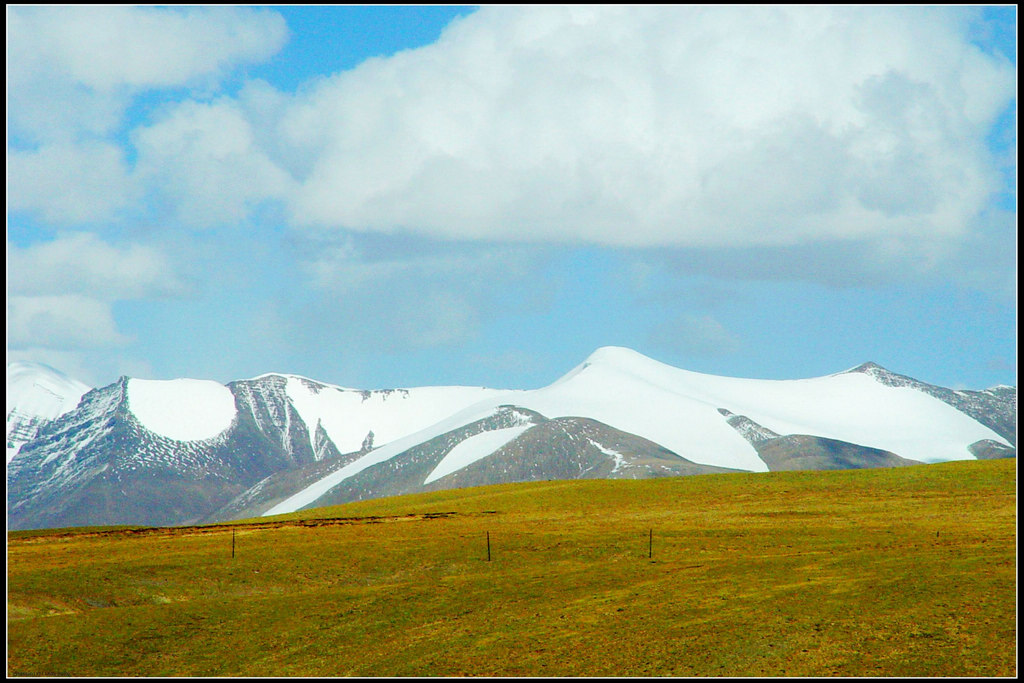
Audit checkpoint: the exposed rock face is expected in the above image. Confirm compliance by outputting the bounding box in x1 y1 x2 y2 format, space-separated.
968 439 1017 460
718 408 921 471
7 352 1016 530
6 361 91 462
296 409 744 513
8 376 321 529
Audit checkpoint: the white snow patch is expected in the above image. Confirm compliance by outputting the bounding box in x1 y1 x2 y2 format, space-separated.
261 345 1012 515
127 378 236 441
7 361 91 462
424 424 534 485
262 400 524 516
589 439 627 473
522 350 769 472
571 346 1009 465
284 376 509 455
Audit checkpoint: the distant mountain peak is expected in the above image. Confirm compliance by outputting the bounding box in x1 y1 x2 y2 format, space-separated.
839 361 911 386
848 361 885 372
576 346 680 379
585 345 649 363
7 362 92 462
7 351 1016 530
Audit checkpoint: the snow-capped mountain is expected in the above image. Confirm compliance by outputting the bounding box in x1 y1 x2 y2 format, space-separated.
253 346 1014 517
6 348 1016 530
6 361 91 462
7 371 507 529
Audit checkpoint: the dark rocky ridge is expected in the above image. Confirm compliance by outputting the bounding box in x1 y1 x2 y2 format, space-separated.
8 376 322 529
718 407 922 471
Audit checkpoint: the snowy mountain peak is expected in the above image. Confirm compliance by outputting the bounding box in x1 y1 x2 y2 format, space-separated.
7 351 1016 530
846 361 887 373
549 345 683 388
7 361 92 462
7 361 91 414
584 345 653 365
247 372 356 392
839 361 916 386
580 345 679 375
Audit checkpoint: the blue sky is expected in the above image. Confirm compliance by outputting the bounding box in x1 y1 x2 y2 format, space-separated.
7 5 1017 392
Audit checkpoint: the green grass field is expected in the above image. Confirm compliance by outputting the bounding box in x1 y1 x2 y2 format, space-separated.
7 458 1016 677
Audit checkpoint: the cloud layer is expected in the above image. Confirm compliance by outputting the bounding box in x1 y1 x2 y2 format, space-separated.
11 6 1015 256
7 232 183 357
8 5 287 142
271 5 1013 254
6 6 1016 384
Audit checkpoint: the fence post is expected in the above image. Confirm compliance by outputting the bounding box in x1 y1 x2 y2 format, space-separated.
487 531 491 562
649 528 653 559
232 528 236 559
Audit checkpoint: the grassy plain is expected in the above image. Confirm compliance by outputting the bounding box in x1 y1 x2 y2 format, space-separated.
7 458 1016 677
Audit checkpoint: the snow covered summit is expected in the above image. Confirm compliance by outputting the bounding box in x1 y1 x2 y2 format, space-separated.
255 346 1014 517
6 361 90 462
6 349 1016 530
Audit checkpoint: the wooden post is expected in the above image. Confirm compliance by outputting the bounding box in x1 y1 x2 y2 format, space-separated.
486 531 491 562
232 529 236 559
649 528 653 559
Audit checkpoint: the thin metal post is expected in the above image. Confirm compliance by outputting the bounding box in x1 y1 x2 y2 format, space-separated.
487 531 491 562
232 528 236 559
649 528 653 559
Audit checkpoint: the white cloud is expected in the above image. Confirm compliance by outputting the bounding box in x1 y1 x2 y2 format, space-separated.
7 295 131 350
8 5 288 142
131 97 295 227
9 6 1012 267
7 233 184 356
8 142 136 224
8 232 182 299
271 5 1012 258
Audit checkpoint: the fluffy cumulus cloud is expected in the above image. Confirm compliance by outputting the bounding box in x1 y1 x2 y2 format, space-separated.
7 295 130 350
276 5 1014 257
7 233 182 351
8 232 182 299
131 97 296 226
10 5 1014 256
8 142 135 224
7 5 288 142
7 5 289 226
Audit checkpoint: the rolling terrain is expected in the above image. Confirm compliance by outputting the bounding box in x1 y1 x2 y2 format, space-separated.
6 458 1016 677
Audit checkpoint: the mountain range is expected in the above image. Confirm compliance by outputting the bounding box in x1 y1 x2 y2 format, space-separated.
6 347 1016 530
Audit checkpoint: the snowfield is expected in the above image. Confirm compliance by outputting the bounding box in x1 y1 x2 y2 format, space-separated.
262 402 525 516
127 378 237 442
566 347 1004 465
6 362 91 462
282 375 508 455
424 423 536 485
262 346 1012 516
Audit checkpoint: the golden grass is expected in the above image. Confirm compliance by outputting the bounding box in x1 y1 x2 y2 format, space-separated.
7 458 1016 676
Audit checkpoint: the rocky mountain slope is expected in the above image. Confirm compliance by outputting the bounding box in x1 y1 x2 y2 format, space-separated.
6 361 90 462
7 348 1016 530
